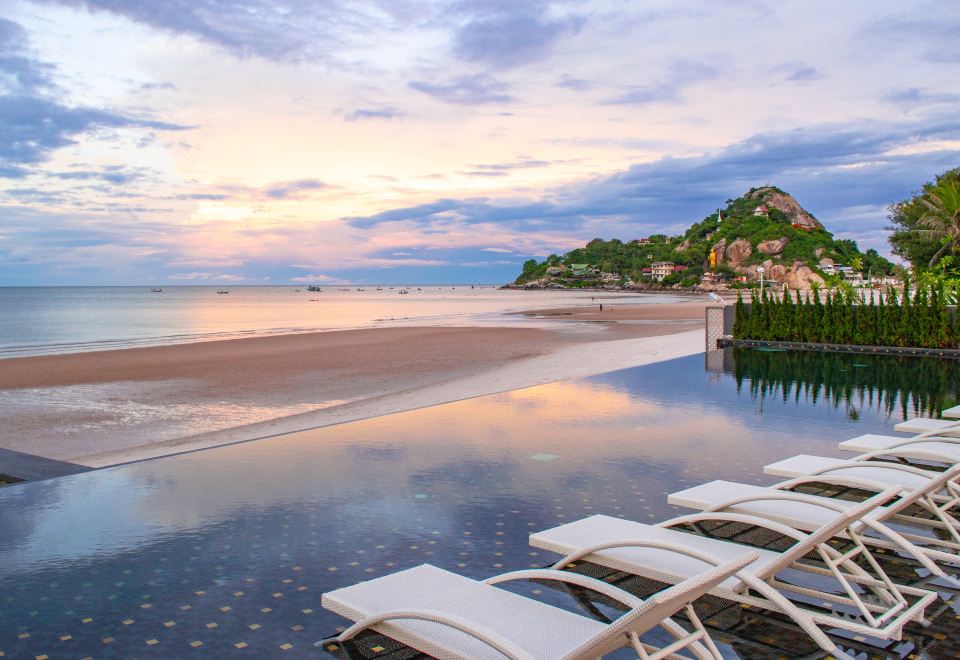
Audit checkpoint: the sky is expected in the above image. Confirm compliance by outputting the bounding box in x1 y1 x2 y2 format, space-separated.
1 1 959 285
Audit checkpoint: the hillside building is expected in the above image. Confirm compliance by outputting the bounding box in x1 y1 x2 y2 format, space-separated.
650 261 676 282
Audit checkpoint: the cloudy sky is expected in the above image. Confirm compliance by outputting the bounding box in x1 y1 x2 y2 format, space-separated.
1 1 959 285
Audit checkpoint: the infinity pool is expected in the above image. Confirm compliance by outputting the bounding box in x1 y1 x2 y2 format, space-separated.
1 349 958 658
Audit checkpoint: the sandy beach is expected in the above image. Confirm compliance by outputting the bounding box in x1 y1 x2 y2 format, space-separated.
0 301 708 468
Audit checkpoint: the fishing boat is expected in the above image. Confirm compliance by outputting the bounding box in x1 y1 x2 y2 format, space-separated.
217 290 229 294
150 288 163 293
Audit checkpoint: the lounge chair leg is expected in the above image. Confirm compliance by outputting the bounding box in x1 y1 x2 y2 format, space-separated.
859 518 960 588
684 604 723 659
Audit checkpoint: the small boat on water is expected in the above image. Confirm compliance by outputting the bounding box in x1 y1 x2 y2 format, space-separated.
307 285 321 292
217 290 229 294
150 288 163 293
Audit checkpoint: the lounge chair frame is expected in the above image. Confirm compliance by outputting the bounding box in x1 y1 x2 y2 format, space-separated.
768 461 960 564
533 488 936 649
325 559 759 660
897 419 960 438
850 436 960 467
839 421 960 467
682 470 960 578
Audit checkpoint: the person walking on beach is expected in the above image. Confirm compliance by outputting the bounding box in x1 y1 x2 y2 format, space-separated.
599 304 603 311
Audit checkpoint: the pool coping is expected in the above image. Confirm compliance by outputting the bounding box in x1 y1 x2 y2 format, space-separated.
0 446 92 484
718 337 960 359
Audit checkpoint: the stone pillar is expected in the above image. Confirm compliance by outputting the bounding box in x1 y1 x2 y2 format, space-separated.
705 305 725 351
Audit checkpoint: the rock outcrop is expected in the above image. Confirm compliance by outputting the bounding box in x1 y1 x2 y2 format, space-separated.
766 264 788 281
510 277 568 290
757 237 789 256
710 238 727 261
751 261 824 289
783 263 824 289
748 187 821 229
737 258 823 289
725 238 752 265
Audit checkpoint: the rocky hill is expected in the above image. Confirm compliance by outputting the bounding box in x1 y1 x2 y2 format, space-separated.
512 186 895 290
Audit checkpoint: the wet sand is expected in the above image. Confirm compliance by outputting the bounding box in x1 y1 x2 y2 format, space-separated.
516 301 709 323
0 302 707 468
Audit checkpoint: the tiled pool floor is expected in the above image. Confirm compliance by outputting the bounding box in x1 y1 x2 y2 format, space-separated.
1 350 959 658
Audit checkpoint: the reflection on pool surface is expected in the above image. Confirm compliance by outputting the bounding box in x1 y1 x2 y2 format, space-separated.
1 349 959 658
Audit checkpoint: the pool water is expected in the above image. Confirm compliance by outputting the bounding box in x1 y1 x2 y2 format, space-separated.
1 349 958 658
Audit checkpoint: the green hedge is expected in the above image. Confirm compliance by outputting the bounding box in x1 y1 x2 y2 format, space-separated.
733 284 960 349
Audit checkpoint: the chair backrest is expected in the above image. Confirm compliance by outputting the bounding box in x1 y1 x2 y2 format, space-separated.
759 486 901 578
568 552 757 658
880 463 960 517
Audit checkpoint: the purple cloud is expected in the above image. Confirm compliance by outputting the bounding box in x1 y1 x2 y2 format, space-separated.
409 74 514 105
344 106 404 121
263 178 328 199
453 9 585 69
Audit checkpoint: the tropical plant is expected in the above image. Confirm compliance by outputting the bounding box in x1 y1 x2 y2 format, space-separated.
915 179 960 268
889 167 960 273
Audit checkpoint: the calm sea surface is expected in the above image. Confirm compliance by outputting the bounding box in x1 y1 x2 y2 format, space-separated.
0 286 687 358
1 350 958 658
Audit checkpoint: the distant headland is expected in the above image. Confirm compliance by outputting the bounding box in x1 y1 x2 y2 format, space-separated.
507 186 896 291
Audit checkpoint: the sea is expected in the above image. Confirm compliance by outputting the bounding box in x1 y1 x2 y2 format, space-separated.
0 286 687 358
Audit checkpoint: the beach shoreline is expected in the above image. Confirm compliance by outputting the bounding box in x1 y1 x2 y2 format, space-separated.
0 301 708 469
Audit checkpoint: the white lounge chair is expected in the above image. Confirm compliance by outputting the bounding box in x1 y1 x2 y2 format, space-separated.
764 453 945 490
765 453 960 511
530 488 936 652
838 433 960 466
668 467 960 578
763 454 960 564
942 405 960 420
834 416 960 466
320 556 756 660
894 417 960 434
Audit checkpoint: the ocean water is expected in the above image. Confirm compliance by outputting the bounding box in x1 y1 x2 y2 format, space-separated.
0 286 685 358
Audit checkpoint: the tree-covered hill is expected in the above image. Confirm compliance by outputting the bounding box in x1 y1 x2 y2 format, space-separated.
513 186 895 289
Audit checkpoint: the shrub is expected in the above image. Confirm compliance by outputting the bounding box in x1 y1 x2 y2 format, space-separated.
735 285 956 349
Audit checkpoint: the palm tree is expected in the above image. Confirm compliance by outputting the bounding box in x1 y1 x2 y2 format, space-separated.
916 180 960 267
